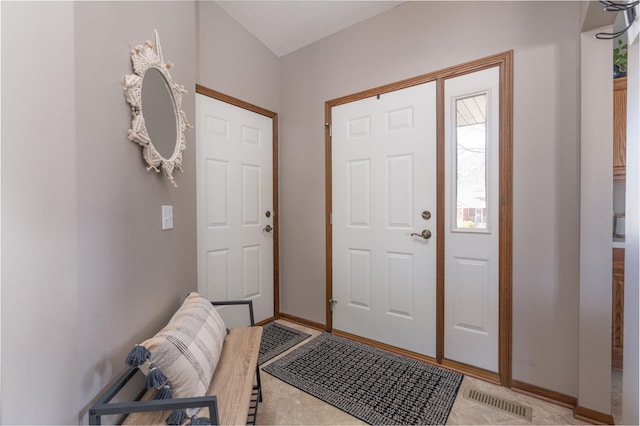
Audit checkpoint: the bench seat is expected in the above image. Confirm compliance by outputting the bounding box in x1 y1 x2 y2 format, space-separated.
122 326 263 425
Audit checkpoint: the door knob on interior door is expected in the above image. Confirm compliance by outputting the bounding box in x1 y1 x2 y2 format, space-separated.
263 224 273 232
411 230 432 239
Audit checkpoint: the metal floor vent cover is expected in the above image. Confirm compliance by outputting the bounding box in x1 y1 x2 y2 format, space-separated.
463 388 533 421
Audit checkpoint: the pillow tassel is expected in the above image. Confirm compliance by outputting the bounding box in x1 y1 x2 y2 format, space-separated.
153 383 172 400
166 409 186 425
146 363 168 389
125 344 151 367
188 415 211 425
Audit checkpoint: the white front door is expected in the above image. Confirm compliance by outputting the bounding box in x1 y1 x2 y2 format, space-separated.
331 82 437 357
196 92 275 325
444 67 500 372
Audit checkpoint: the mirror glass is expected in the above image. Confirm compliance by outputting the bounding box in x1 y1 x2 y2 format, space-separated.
141 68 178 160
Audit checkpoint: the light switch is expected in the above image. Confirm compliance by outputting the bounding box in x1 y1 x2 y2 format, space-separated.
162 205 173 230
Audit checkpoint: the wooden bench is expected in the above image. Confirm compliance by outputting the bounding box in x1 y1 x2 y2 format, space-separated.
89 300 263 425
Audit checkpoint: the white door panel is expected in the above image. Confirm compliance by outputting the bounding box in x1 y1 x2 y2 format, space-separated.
332 82 437 357
196 94 274 326
444 67 500 372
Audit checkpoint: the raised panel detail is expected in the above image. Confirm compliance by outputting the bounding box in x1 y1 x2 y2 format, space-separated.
348 116 371 139
206 114 229 139
242 245 260 299
206 159 228 227
387 155 413 228
207 249 229 301
348 249 371 309
242 125 260 146
451 257 489 335
386 107 414 132
242 164 260 226
387 252 413 318
348 160 371 227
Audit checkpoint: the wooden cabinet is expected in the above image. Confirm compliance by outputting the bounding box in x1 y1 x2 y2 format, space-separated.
614 77 627 181
612 248 624 369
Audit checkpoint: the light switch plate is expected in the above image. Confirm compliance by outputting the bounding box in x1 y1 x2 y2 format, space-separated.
162 205 173 230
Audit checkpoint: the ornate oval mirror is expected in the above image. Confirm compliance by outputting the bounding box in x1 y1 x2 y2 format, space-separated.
124 30 190 186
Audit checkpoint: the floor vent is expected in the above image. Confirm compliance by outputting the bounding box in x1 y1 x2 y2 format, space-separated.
463 388 533 421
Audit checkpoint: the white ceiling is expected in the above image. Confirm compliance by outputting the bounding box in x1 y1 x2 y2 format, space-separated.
215 1 405 57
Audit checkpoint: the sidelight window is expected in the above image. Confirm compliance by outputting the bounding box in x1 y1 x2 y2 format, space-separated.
454 93 488 230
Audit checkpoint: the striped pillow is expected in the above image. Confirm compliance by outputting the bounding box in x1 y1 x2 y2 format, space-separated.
138 292 226 409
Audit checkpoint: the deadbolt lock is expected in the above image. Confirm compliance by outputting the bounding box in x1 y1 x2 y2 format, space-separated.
422 211 431 220
265 211 271 218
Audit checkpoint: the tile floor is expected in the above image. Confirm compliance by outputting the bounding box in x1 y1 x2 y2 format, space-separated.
255 320 589 425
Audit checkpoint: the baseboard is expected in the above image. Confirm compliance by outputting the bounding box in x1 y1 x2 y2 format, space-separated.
255 315 278 326
278 312 327 331
511 379 577 409
574 405 615 425
441 358 500 385
511 380 615 424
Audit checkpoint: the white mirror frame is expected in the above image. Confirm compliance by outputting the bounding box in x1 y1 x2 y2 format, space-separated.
124 30 190 187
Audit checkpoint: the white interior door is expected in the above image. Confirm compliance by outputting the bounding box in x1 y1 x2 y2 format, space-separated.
444 67 500 372
196 93 274 325
332 82 437 357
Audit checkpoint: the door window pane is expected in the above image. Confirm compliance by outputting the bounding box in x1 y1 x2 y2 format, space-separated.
455 93 487 230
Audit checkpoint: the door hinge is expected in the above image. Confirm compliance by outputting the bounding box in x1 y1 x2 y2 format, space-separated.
325 122 332 137
329 298 338 311
329 212 332 225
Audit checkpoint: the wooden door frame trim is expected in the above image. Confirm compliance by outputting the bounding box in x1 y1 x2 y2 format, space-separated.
195 84 280 317
436 77 446 364
324 51 513 386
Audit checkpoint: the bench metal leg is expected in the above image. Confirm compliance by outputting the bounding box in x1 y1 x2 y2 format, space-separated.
89 411 100 425
246 364 263 424
209 400 220 425
256 365 263 402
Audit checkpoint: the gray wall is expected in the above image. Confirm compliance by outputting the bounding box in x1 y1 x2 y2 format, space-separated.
74 2 198 423
623 36 640 426
2 1 198 423
278 1 581 397
1 1 280 422
579 27 613 414
197 1 280 113
1 2 79 423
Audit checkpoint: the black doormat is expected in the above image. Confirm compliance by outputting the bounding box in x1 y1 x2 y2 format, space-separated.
258 322 311 365
263 333 463 425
